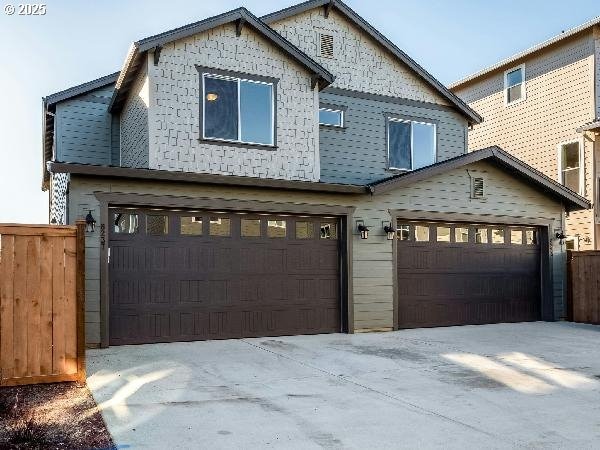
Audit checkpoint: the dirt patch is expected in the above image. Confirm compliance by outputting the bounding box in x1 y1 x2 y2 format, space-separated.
0 382 114 449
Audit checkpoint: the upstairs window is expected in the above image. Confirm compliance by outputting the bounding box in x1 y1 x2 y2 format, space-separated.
319 107 344 127
202 73 275 146
559 141 583 194
387 118 436 170
504 65 525 105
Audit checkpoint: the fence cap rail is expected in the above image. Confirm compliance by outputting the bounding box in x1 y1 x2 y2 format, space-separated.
0 224 78 236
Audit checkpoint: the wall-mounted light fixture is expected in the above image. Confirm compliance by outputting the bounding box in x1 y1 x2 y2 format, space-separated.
85 210 97 233
383 222 396 240
206 93 219 101
356 220 369 240
555 231 567 245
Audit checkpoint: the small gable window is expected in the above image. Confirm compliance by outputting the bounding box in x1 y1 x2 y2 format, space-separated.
202 72 275 146
387 118 436 171
504 65 525 105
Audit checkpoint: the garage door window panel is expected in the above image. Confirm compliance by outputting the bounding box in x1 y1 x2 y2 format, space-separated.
267 220 287 238
241 218 262 238
296 221 315 239
397 224 410 241
525 229 537 245
492 228 505 244
209 217 231 237
510 229 523 245
114 212 139 234
147 215 169 235
475 227 489 244
414 225 430 242
436 226 451 242
180 216 203 236
320 222 337 239
455 227 469 243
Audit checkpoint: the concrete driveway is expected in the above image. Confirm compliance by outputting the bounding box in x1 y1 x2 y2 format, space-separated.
87 322 600 449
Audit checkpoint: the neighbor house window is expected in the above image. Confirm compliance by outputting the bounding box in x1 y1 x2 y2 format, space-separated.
387 118 436 170
504 65 525 105
202 73 274 146
559 141 582 194
319 107 344 127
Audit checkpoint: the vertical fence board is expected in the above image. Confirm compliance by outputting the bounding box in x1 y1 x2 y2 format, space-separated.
13 237 29 378
64 236 77 375
26 236 41 376
39 236 53 375
0 224 85 386
0 235 15 382
52 236 66 375
567 251 600 325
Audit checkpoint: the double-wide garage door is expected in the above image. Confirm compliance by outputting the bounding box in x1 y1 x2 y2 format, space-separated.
109 208 341 345
397 221 542 328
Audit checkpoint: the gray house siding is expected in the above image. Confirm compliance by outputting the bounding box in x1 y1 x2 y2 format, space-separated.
54 85 114 165
319 89 468 185
120 60 150 168
110 115 120 165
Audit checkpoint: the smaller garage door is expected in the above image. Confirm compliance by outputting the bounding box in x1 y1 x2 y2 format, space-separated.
109 208 342 345
397 221 542 328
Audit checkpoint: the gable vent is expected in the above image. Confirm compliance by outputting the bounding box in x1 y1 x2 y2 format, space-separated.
472 177 485 199
320 33 334 58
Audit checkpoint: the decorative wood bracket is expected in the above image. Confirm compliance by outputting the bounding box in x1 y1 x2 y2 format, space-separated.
236 18 246 37
324 0 334 18
153 45 162 66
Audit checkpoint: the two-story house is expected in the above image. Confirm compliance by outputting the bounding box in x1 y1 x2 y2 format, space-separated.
450 17 600 251
42 0 588 347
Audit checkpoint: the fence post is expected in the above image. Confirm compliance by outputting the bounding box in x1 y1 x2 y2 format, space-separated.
75 220 86 383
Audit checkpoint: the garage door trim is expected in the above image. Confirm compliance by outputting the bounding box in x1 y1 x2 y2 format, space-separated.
390 209 555 330
95 192 355 347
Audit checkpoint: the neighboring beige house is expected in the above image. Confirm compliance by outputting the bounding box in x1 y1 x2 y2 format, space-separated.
451 18 600 251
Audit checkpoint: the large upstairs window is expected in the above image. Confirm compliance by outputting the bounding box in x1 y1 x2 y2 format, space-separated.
558 141 583 195
201 71 275 146
387 118 436 170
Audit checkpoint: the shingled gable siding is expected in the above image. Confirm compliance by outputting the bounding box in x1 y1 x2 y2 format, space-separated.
54 84 115 165
268 8 449 105
453 32 596 249
68 160 565 345
120 59 150 168
318 89 468 184
145 22 319 181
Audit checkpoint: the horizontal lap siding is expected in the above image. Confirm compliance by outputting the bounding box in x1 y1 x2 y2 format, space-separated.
318 91 468 185
453 32 596 249
55 85 114 166
69 159 565 343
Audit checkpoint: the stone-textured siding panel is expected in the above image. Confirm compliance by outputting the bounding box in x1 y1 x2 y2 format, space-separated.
269 8 449 105
147 23 319 181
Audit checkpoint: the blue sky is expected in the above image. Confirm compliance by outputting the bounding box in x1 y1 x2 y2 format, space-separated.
0 0 598 223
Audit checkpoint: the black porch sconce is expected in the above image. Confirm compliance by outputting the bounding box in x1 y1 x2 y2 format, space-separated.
555 231 567 245
85 210 97 233
356 220 369 240
383 222 396 240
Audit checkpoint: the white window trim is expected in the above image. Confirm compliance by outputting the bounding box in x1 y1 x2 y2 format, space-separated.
387 118 437 171
318 107 344 127
557 138 585 196
202 73 275 146
503 64 526 107
565 236 579 251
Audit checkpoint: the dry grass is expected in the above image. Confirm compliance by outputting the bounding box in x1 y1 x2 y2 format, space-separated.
0 382 114 449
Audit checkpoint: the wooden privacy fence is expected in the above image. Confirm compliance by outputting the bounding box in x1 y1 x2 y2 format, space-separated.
567 250 600 325
0 222 85 386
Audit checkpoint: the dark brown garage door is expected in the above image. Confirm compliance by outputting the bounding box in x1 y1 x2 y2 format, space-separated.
396 221 541 328
109 208 341 345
